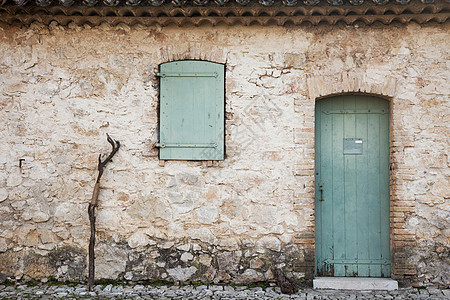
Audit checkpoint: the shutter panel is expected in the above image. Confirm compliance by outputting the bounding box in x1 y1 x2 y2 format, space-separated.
159 61 224 160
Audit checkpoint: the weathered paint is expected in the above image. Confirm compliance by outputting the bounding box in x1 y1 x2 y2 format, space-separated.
315 96 391 277
159 60 224 160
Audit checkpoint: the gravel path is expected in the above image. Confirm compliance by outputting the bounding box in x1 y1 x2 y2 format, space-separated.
0 283 448 299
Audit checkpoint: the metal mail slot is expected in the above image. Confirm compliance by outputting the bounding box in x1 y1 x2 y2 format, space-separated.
344 138 363 155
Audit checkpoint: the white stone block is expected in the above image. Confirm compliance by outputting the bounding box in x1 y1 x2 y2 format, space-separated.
0 188 8 202
313 277 398 290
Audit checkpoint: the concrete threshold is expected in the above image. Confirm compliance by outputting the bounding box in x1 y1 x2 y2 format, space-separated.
313 277 398 290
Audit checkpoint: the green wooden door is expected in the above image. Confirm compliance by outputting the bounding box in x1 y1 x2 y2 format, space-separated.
315 95 390 277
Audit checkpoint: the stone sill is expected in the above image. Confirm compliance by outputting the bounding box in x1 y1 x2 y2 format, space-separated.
313 277 399 290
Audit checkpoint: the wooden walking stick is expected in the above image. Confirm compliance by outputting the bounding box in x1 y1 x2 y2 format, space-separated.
88 134 120 291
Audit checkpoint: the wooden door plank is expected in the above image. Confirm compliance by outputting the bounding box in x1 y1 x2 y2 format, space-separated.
331 97 346 277
343 96 358 277
367 97 382 277
321 99 336 275
355 96 370 277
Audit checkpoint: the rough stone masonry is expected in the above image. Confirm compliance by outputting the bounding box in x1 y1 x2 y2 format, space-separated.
0 20 448 287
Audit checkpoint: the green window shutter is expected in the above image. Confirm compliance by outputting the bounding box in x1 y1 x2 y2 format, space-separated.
158 61 224 160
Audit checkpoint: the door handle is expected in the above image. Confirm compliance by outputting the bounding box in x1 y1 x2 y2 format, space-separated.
319 184 324 202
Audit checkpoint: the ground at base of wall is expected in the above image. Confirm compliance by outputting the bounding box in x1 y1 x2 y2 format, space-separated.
0 283 448 299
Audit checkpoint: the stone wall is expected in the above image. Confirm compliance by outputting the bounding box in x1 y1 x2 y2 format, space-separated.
0 21 448 287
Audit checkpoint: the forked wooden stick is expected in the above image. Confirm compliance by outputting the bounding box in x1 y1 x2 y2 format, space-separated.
88 134 120 291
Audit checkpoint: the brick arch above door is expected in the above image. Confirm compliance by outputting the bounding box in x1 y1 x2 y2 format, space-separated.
306 71 399 101
158 43 227 65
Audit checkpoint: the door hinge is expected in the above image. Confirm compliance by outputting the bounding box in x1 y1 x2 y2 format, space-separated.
323 109 387 115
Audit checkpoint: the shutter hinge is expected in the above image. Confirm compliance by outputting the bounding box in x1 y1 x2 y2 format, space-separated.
157 72 218 78
156 143 217 149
